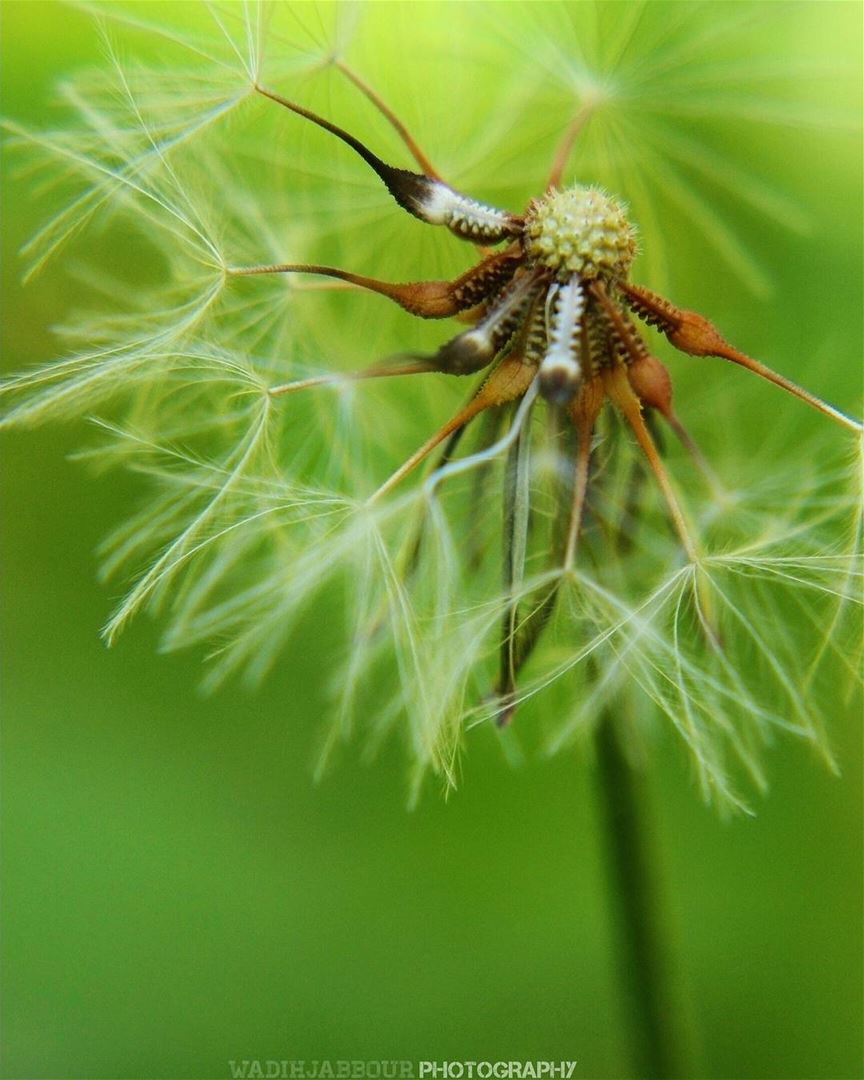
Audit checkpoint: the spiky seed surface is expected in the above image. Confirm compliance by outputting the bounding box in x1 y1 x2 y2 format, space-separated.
524 186 636 281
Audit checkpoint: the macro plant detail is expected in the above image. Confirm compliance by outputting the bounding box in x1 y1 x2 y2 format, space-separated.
4 7 863 1079
229 81 863 741
2 2 862 812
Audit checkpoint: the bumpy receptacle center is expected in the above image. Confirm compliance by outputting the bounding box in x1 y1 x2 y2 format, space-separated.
524 186 636 281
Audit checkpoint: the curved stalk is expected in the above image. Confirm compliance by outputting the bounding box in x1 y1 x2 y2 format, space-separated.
594 713 695 1079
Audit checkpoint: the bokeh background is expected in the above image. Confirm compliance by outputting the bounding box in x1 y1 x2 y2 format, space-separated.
2 3 862 1078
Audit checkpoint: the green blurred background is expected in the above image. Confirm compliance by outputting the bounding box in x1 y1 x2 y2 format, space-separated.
2 3 862 1078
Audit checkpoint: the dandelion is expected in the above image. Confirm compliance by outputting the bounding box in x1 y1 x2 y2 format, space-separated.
2 4 862 1072
3 0 859 798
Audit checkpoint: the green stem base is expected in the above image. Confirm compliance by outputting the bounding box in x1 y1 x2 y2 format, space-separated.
595 715 692 1079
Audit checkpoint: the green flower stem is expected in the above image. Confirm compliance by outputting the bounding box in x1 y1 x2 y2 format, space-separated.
595 713 693 1079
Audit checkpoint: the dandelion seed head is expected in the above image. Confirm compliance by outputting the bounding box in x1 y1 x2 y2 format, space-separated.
3 0 861 810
